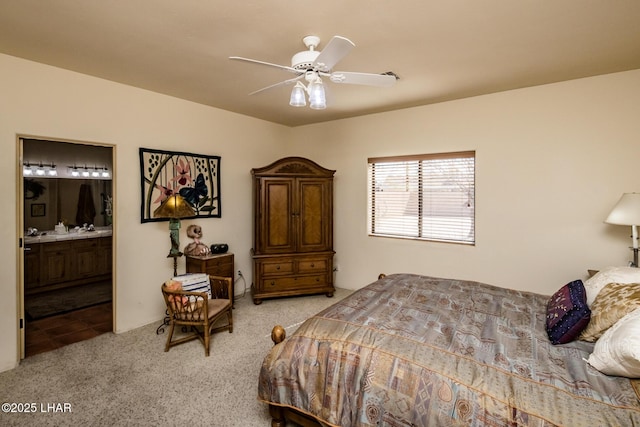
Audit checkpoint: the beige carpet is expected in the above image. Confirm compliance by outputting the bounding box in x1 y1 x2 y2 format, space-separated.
0 288 352 427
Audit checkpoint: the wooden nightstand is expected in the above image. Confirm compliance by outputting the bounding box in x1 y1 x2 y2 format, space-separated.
186 253 235 307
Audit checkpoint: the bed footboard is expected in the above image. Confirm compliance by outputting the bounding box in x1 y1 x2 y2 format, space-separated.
270 324 286 345
266 274 387 427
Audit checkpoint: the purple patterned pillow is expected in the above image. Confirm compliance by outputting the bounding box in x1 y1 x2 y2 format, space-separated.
546 280 591 345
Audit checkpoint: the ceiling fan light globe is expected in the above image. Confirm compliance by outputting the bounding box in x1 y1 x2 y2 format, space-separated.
289 84 306 107
309 95 326 109
309 80 326 109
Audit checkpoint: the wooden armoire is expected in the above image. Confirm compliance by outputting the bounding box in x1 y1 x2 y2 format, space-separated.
251 157 335 304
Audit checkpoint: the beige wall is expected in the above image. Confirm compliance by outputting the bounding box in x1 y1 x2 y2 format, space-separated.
289 70 640 295
0 53 290 372
1 51 639 372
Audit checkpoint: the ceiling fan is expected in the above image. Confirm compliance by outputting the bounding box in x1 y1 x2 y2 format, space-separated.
229 35 397 109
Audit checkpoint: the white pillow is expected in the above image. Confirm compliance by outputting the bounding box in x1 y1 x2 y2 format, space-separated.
173 273 211 297
587 308 640 378
583 266 640 307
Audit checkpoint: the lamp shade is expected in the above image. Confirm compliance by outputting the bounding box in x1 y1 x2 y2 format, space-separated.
153 194 196 219
605 193 640 226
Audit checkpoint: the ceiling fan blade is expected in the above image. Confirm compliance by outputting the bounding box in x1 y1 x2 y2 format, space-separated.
229 56 300 74
329 71 397 87
248 74 304 96
313 36 355 72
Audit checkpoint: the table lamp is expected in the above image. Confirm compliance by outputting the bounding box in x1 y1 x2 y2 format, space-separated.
605 192 640 267
153 194 196 275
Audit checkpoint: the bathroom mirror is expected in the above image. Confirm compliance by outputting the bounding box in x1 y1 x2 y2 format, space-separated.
24 178 113 232
23 138 113 233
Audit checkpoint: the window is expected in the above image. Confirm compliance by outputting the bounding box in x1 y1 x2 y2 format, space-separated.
367 151 475 244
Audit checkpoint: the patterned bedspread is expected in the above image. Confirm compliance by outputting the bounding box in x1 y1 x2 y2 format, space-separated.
258 274 640 426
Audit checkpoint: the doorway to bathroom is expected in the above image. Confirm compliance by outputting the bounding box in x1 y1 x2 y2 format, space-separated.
19 136 115 358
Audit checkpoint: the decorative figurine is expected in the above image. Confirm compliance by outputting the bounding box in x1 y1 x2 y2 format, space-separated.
183 224 211 256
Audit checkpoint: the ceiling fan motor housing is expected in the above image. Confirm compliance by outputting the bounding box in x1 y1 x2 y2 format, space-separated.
291 50 320 70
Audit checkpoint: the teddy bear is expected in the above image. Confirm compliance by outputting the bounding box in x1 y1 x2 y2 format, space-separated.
165 279 188 310
183 224 211 256
164 279 203 312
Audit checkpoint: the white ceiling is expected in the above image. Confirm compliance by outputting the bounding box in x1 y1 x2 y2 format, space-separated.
1 1 639 127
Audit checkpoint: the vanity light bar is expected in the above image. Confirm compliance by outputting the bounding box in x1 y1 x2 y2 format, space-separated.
68 165 111 179
24 162 111 179
23 162 57 177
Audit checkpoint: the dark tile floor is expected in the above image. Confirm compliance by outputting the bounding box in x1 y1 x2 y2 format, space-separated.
25 302 113 357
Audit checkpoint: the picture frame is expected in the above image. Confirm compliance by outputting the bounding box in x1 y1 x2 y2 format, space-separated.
31 203 46 217
139 148 221 223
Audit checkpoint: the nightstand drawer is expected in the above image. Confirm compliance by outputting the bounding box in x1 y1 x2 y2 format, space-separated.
186 253 234 275
205 263 233 277
204 256 233 269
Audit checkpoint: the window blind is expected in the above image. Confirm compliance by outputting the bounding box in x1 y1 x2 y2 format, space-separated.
367 151 475 244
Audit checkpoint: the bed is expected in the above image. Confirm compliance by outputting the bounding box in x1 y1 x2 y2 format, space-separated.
258 273 640 426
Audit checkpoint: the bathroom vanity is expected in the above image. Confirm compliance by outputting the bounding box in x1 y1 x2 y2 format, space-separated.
24 229 112 295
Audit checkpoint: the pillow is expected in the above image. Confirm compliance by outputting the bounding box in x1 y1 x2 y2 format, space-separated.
579 282 640 342
173 273 211 297
583 266 640 307
588 308 640 378
546 280 591 345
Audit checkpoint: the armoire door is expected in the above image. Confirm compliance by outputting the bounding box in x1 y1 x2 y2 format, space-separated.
258 177 296 254
297 178 332 253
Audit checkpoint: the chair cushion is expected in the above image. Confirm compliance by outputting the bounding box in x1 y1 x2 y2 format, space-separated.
207 298 231 319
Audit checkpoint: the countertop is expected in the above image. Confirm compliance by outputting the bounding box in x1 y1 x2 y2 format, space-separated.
25 227 112 244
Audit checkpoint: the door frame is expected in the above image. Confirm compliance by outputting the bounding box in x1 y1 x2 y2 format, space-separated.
16 134 116 360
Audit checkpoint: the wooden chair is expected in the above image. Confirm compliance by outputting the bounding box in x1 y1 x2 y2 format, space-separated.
160 275 233 356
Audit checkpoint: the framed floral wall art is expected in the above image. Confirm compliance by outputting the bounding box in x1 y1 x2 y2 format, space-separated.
139 148 221 222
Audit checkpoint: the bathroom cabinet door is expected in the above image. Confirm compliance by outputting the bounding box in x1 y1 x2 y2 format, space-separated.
75 238 100 278
96 238 112 276
24 243 41 291
41 242 73 286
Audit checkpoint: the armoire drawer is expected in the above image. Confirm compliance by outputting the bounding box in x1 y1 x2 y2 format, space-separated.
260 275 326 292
261 260 294 275
297 258 328 273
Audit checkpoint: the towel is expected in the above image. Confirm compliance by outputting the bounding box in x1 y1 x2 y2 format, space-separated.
75 183 97 225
